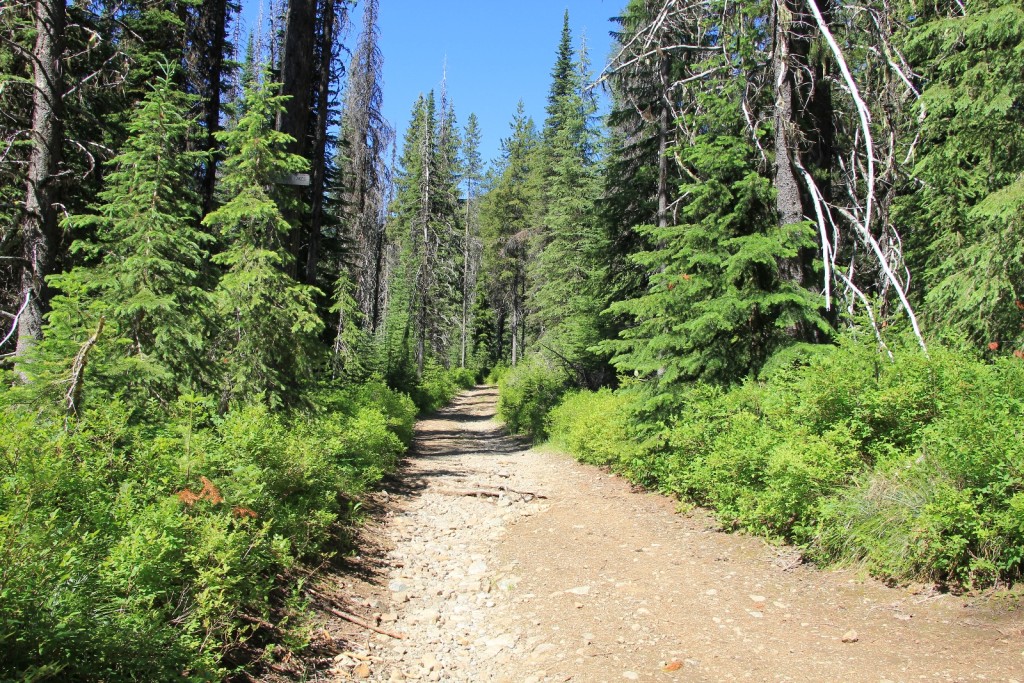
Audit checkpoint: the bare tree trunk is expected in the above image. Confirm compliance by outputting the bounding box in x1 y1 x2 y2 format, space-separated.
277 0 316 275
657 59 670 230
15 0 65 373
773 2 804 231
306 0 339 286
191 0 229 218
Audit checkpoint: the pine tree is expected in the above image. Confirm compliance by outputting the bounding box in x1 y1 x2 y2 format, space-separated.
203 69 323 408
459 112 485 368
337 0 394 333
599 0 829 387
530 44 609 386
384 91 464 377
60 68 209 383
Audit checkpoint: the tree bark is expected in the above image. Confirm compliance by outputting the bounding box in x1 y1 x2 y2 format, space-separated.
278 0 317 276
191 0 229 218
15 0 65 371
306 0 339 286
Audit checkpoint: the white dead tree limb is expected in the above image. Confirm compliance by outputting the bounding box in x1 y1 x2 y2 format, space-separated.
1 291 30 350
804 0 928 353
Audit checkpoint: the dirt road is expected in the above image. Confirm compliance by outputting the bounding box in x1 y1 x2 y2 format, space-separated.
318 386 1023 682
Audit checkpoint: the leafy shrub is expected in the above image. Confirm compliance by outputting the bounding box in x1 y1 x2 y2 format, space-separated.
542 332 1024 588
0 378 414 680
547 388 639 469
411 361 471 413
497 356 568 440
485 363 510 385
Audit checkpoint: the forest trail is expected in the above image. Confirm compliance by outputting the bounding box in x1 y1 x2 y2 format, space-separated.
318 387 1023 683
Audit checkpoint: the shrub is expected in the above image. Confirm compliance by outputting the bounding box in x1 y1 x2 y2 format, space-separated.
542 331 1024 588
412 361 470 413
547 388 639 469
497 356 569 440
0 377 414 680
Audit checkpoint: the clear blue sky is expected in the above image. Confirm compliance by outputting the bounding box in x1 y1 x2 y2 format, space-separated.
240 1 620 168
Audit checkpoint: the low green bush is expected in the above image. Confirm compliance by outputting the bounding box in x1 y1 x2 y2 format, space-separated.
547 388 640 469
543 333 1024 588
497 356 568 440
0 377 415 681
411 361 474 413
485 363 510 385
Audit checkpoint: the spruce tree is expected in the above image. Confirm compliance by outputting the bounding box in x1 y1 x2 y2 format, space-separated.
599 3 829 387
43 67 210 401
479 102 540 366
530 45 609 386
203 69 323 408
897 0 1024 349
459 113 485 368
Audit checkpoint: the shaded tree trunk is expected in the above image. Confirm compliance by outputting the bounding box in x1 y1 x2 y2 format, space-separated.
306 0 340 285
15 0 65 370
277 0 316 275
189 0 230 218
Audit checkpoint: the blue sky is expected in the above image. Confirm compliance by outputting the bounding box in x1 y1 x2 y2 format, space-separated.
240 1 620 167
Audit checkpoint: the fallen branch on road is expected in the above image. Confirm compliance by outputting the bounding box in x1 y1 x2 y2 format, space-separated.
434 485 547 501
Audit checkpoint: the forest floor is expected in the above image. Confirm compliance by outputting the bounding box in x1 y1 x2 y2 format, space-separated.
278 386 1024 683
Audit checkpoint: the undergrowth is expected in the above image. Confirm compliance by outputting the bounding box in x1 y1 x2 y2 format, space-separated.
540 333 1024 590
0 377 418 681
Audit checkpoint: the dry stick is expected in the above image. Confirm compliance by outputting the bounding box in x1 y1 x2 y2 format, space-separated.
307 588 406 640
66 316 105 415
324 606 406 640
435 487 547 500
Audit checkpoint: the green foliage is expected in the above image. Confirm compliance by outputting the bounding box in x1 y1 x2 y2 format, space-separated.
544 333 1024 588
897 0 1024 350
497 356 569 440
38 67 211 400
411 361 475 414
204 71 323 408
600 84 829 387
547 388 640 469
0 378 414 680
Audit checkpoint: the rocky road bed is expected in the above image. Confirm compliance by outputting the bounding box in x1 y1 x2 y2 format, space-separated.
305 386 1022 683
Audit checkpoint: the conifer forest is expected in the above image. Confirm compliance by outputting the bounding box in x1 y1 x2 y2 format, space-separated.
2 0 1024 679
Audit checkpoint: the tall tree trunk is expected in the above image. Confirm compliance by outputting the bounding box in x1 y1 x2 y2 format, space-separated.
306 0 338 286
657 58 670 230
15 0 65 371
773 1 804 232
277 0 316 275
460 194 470 368
190 0 229 218
773 0 835 340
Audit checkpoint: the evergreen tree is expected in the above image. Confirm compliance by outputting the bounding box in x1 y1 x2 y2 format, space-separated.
459 112 485 368
897 0 1024 350
337 0 394 333
530 44 609 386
203 70 322 408
479 102 540 366
384 91 464 377
599 0 829 387
44 68 211 400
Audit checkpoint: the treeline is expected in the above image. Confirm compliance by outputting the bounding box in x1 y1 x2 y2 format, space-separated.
481 1 1023 591
0 0 476 679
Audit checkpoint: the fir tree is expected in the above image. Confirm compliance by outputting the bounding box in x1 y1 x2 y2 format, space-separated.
43 67 211 401
203 69 323 408
897 0 1024 350
530 44 609 386
600 11 830 387
479 102 540 366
